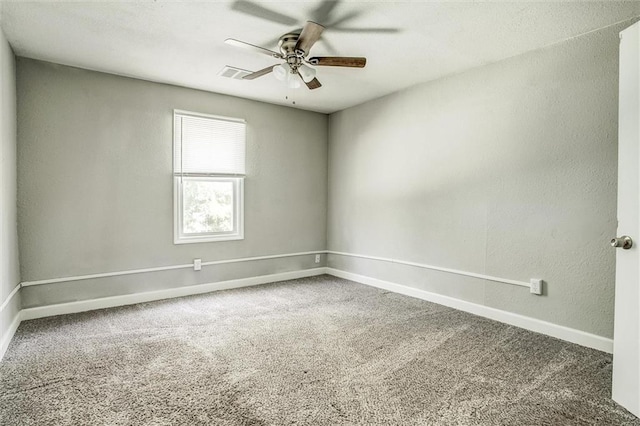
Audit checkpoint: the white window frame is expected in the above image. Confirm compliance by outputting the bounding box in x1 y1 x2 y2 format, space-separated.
173 110 245 244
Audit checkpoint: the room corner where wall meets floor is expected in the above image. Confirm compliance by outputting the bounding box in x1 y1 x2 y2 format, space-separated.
326 19 627 343
0 25 20 362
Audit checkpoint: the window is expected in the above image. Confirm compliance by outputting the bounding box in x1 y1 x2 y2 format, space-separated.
173 110 245 244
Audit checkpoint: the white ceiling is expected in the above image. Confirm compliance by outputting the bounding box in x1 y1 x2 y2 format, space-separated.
1 0 639 114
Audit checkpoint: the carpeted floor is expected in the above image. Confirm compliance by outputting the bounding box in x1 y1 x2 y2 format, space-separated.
1 275 638 425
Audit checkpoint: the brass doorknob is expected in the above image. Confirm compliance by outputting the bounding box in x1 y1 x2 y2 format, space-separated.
611 236 633 250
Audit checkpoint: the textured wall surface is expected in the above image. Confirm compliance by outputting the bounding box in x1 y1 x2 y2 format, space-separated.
17 59 327 305
327 22 626 338
0 28 19 340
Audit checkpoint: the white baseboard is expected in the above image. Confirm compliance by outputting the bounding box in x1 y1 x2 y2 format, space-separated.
326 268 613 354
0 312 21 361
21 267 327 321
9 266 613 358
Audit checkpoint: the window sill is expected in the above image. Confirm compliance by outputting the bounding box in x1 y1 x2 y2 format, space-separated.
174 234 244 245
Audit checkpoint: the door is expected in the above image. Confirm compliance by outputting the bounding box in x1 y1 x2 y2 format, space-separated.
612 21 640 418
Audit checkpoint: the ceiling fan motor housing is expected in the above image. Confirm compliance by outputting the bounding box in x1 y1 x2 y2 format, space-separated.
278 33 301 57
279 33 305 73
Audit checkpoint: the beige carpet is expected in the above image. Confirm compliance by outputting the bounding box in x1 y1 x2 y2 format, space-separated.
1 275 638 425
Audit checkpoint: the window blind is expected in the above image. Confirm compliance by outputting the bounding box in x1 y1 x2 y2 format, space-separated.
174 111 246 176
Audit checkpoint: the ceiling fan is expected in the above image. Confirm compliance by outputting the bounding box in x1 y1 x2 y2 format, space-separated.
225 20 366 90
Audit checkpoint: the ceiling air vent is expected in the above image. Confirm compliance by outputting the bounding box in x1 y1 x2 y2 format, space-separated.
218 65 251 80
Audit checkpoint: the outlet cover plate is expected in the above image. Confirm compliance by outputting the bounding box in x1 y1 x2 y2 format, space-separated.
530 278 543 295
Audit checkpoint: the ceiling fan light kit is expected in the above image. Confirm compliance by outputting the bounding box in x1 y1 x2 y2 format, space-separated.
224 19 367 91
273 64 302 89
298 64 317 83
273 64 287 81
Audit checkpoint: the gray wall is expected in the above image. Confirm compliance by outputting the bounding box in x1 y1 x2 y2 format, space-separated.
17 59 327 307
0 28 19 344
327 22 625 338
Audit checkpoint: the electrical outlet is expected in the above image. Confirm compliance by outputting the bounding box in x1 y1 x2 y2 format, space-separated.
194 258 202 271
315 254 321 264
530 278 543 295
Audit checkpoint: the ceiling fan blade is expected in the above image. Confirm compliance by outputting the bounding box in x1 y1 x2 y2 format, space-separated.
320 38 340 56
225 38 283 59
295 21 325 56
231 0 298 26
329 27 400 33
243 65 277 80
304 77 322 90
308 57 366 68
311 0 340 24
325 10 361 28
